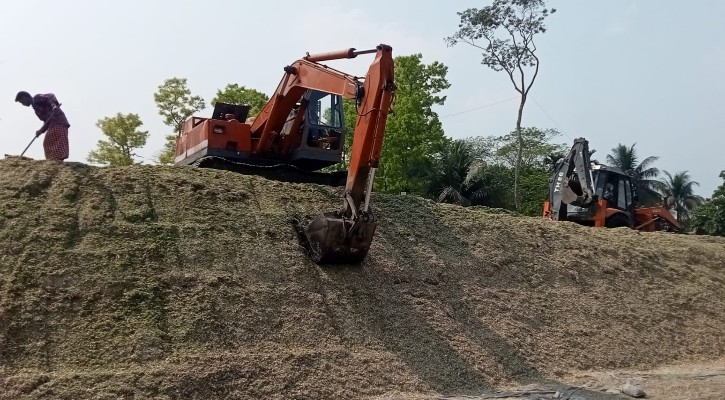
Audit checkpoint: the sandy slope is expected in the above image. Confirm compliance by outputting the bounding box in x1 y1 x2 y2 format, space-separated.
0 159 723 399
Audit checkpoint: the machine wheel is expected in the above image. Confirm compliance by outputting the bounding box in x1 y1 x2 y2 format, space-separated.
605 213 630 228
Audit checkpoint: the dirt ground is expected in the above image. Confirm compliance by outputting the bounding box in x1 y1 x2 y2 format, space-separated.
561 358 725 400
0 158 723 399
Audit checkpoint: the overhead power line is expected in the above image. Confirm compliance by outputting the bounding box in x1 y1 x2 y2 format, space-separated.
440 97 519 119
530 96 573 142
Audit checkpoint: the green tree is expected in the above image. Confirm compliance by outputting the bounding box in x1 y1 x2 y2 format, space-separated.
445 0 556 211
211 84 269 116
153 77 206 164
605 143 663 206
428 139 488 206
455 129 563 214
493 127 567 169
465 135 498 162
477 164 515 209
691 171 725 236
157 134 178 165
377 53 450 194
87 113 148 166
543 153 562 171
518 166 550 216
659 170 705 224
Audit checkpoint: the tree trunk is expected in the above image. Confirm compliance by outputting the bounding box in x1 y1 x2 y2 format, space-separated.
514 94 526 211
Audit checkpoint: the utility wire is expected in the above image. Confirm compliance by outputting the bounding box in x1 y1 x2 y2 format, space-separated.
440 96 518 119
440 95 574 145
530 95 573 142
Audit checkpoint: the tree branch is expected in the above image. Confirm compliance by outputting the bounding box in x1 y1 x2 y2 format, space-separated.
504 24 526 94
459 38 488 52
525 49 540 95
462 36 522 94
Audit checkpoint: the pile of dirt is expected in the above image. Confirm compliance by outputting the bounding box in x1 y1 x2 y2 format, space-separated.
0 158 723 399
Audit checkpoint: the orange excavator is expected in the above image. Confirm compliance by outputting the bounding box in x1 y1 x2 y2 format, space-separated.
543 137 682 233
174 44 396 264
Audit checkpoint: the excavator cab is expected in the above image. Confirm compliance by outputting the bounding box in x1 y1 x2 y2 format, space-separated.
279 89 346 171
301 91 345 150
564 165 637 227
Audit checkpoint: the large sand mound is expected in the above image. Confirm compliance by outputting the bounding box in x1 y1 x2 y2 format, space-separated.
0 158 723 399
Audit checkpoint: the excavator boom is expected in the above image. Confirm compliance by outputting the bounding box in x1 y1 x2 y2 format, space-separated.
303 45 395 264
252 44 396 264
251 61 359 156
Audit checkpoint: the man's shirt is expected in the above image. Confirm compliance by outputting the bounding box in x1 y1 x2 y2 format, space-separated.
32 93 70 128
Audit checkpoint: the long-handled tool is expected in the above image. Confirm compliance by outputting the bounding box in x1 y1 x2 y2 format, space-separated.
18 103 62 158
20 135 38 157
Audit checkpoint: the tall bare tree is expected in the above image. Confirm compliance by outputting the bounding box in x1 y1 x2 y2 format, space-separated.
445 0 556 210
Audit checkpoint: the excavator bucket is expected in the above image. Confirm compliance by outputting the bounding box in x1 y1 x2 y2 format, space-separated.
302 212 377 265
561 184 594 207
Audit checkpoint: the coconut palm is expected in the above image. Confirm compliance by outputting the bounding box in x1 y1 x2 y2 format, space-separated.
543 152 564 172
588 148 600 164
545 148 599 172
428 139 487 206
605 143 663 206
659 170 705 224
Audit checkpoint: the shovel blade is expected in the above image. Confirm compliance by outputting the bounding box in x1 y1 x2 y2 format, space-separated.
303 212 377 265
562 186 595 207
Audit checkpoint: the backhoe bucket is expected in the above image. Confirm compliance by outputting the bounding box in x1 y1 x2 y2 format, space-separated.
303 212 377 265
561 185 594 207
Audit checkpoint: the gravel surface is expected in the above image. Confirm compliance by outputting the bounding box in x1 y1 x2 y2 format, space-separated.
0 158 723 399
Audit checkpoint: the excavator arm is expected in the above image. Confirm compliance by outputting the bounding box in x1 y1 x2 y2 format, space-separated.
250 60 359 155
548 137 597 221
254 44 395 264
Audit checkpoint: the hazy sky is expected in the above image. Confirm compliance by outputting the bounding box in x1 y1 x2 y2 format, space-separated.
2 0 723 196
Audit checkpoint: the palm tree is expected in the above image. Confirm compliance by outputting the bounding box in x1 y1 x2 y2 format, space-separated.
546 148 599 172
659 170 705 224
428 139 487 206
543 152 564 172
588 148 600 165
606 143 663 206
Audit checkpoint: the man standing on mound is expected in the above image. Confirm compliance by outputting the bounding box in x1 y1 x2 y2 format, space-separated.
15 91 70 161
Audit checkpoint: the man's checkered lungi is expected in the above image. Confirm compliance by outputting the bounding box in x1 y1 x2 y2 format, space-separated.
43 125 69 160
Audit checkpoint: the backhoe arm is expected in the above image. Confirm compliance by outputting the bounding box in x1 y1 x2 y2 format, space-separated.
549 137 596 220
